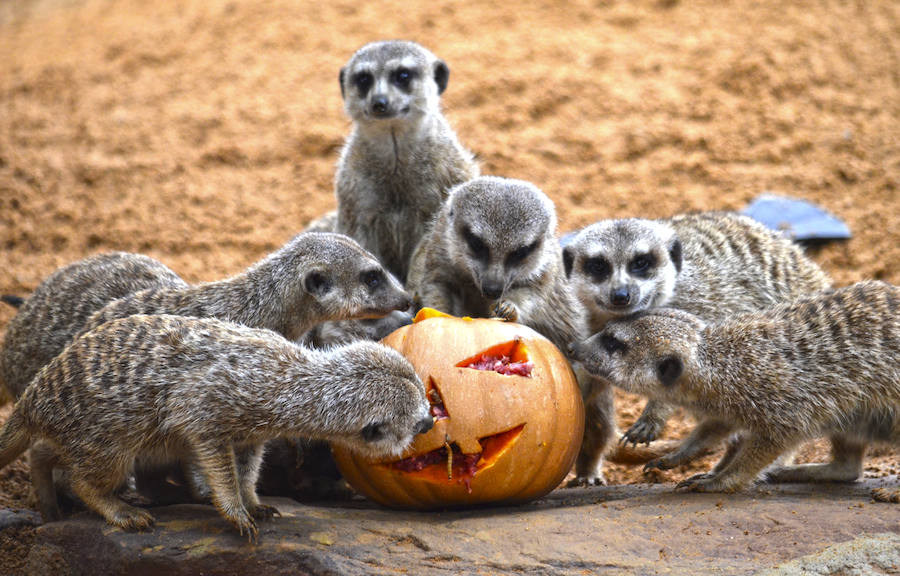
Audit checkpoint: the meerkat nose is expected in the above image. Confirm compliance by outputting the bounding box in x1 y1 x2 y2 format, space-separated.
611 287 631 307
414 416 434 436
371 95 390 117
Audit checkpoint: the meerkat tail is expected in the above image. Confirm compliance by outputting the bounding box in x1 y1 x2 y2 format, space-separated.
605 439 684 465
0 409 31 470
1 295 24 308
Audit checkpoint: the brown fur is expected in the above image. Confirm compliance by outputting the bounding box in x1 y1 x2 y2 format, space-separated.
563 212 832 485
336 40 478 284
572 281 900 498
0 252 186 400
0 315 432 539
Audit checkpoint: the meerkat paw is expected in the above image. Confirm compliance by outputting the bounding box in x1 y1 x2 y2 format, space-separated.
622 420 662 447
675 473 745 493
566 473 607 488
492 300 519 323
226 507 259 543
871 487 900 503
643 455 679 473
248 503 281 521
109 506 156 531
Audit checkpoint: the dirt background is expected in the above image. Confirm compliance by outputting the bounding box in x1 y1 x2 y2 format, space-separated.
0 0 898 519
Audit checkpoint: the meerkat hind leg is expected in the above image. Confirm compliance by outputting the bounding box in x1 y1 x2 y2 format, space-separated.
69 467 155 530
235 443 279 520
764 435 866 484
29 441 62 521
192 442 258 541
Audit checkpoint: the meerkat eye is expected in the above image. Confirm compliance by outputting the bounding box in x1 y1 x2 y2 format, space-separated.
360 269 385 291
505 240 539 268
584 257 611 282
628 254 656 277
392 67 415 88
600 333 627 354
462 228 489 261
352 72 374 96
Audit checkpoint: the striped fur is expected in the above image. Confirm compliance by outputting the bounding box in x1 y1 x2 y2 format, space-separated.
573 281 900 496
0 314 430 539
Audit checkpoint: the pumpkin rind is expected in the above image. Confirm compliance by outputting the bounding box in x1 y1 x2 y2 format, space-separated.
331 314 584 509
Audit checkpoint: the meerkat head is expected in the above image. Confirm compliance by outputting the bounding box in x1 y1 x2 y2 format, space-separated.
444 176 557 301
339 40 449 131
570 309 706 402
263 232 412 339
563 219 683 322
326 342 433 459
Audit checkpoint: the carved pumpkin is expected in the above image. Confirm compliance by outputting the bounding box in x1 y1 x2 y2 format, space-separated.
331 308 584 509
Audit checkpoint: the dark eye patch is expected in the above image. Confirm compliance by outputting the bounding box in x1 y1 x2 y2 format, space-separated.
584 256 612 282
505 240 539 268
360 269 384 290
463 227 489 261
391 67 417 89
628 253 656 277
600 333 627 354
353 72 374 96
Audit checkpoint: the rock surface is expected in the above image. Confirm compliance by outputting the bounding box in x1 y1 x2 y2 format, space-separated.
6 479 899 576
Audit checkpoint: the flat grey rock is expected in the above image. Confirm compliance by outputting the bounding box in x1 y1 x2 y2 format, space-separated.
9 479 900 576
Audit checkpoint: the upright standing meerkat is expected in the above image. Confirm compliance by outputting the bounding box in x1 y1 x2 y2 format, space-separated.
335 40 479 283
1 252 187 401
562 212 831 485
0 314 433 538
570 281 900 499
407 176 585 353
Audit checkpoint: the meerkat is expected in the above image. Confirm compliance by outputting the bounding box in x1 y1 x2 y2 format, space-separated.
562 212 831 485
0 314 433 538
407 176 585 353
335 40 478 284
0 252 187 400
570 281 900 498
75 232 411 343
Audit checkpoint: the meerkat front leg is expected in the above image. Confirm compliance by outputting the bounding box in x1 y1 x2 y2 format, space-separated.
622 400 675 446
235 443 279 520
492 299 520 322
644 418 733 472
568 372 616 486
676 434 787 493
192 442 258 542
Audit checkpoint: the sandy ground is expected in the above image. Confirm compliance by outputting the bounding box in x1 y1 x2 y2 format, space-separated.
0 0 898 517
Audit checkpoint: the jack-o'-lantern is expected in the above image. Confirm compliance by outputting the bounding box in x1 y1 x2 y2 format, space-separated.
331 308 584 509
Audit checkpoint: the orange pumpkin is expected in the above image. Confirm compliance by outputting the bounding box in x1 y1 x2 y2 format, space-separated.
331 308 584 509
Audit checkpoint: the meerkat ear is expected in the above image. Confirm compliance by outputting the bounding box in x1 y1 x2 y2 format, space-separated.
656 356 683 388
433 60 449 94
562 246 575 278
668 238 683 274
304 270 332 296
339 67 346 99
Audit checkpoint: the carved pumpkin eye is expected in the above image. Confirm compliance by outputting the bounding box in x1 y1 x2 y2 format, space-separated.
331 309 584 509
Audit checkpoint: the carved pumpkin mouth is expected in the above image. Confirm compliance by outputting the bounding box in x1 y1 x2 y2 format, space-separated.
385 424 525 491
